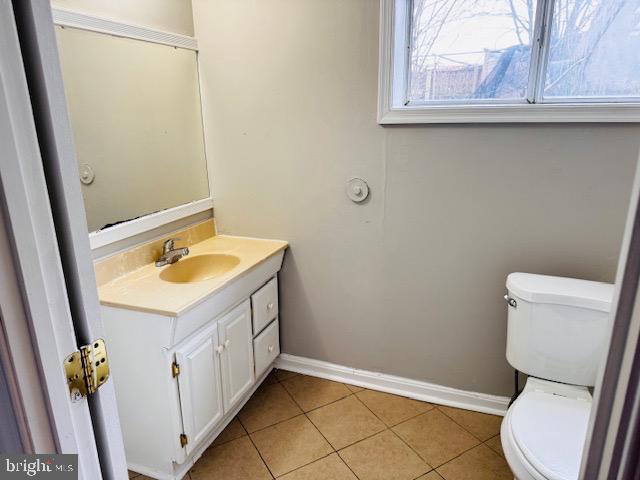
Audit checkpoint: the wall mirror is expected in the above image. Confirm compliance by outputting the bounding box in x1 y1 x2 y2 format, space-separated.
54 23 210 235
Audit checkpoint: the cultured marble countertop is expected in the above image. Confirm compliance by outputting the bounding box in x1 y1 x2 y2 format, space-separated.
98 235 288 316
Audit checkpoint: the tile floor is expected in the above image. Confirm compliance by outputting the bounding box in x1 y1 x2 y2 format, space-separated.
128 369 512 480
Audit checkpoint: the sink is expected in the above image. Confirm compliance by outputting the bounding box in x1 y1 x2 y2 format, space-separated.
159 254 240 283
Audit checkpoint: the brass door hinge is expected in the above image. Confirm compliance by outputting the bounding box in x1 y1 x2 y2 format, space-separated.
180 434 188 448
172 361 180 378
64 339 109 402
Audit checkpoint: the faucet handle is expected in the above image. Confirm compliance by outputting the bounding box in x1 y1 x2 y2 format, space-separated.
163 237 181 252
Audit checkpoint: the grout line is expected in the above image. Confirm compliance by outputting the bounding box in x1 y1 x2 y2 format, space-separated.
336 450 364 480
387 426 435 471
247 372 337 478
299 392 354 414
272 452 336 479
329 425 387 452
302 412 336 453
351 394 433 471
208 418 249 448
411 469 437 480
278 375 353 414
274 370 365 479
246 429 277 479
335 449 364 480
236 381 304 434
482 434 505 458
354 391 437 429
227 369 504 479
246 412 307 435
433 442 486 471
435 405 499 443
383 404 436 428
269 371 487 472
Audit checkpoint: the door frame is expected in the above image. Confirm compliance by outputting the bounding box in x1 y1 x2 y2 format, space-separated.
10 1 128 478
0 1 127 478
0 199 56 454
0 1 102 476
3 0 640 477
581 155 640 478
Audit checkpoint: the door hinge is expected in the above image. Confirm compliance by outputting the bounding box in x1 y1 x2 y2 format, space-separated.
172 361 181 378
64 338 109 402
180 433 188 448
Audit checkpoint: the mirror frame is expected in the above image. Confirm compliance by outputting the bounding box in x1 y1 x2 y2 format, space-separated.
52 8 212 250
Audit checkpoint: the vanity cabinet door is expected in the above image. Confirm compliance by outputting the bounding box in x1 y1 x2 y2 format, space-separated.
175 322 224 455
218 300 255 411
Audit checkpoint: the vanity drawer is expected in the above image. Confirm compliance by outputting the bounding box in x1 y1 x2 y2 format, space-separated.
254 318 280 378
251 277 278 335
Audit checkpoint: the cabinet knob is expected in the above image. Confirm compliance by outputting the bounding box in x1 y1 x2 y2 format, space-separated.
268 345 274 353
215 345 224 355
224 339 231 348
267 303 274 311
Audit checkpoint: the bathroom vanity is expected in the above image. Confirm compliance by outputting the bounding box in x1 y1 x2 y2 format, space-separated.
96 231 287 480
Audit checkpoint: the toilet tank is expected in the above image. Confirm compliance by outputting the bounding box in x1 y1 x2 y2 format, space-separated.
505 273 614 387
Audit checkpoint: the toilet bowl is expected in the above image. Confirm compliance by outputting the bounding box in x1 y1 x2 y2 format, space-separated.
501 273 614 480
501 378 591 480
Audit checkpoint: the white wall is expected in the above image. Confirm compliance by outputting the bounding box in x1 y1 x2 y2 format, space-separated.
51 0 194 36
193 0 640 395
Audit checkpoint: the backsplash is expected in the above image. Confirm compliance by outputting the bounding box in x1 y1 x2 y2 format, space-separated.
94 219 216 286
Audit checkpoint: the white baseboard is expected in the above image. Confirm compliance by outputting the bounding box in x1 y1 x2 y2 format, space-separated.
275 354 509 416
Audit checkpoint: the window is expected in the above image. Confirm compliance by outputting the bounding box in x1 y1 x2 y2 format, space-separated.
378 0 640 123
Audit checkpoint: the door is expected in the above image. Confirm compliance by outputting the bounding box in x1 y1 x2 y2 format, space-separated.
8 0 127 478
0 2 123 478
175 322 224 455
5 1 127 477
218 300 255 411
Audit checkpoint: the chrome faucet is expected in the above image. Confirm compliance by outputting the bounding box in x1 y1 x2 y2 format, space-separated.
155 238 189 267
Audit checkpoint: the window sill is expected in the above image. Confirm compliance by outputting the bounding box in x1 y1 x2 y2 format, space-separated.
377 103 640 125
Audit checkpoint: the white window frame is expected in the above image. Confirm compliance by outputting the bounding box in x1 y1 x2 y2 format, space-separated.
377 0 640 124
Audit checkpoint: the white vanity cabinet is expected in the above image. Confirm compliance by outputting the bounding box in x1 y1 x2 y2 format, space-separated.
217 300 254 411
174 321 224 455
101 249 284 480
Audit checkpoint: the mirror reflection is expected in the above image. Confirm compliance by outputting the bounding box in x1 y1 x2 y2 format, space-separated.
55 26 209 232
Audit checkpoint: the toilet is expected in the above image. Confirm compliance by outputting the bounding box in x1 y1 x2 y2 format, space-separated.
501 273 614 480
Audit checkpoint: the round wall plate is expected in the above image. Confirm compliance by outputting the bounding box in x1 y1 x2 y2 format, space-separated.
79 164 95 185
346 177 369 203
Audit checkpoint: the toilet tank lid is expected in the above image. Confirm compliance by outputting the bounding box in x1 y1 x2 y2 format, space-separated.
506 273 614 312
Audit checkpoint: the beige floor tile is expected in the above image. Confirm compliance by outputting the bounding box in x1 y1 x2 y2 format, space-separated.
338 430 430 480
345 384 365 393
189 436 272 480
484 435 504 457
212 417 247 446
417 472 445 480
281 375 351 412
275 369 299 381
438 406 503 441
436 444 512 480
278 453 357 480
238 382 302 433
392 409 480 467
127 472 140 479
250 415 333 477
356 390 433 426
307 396 386 449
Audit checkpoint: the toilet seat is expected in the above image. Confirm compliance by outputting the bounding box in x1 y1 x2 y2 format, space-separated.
501 379 592 480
